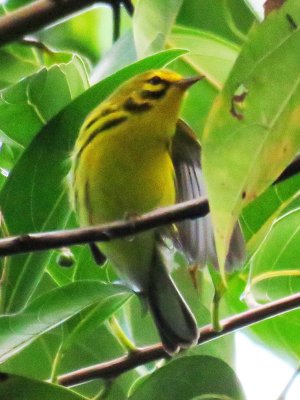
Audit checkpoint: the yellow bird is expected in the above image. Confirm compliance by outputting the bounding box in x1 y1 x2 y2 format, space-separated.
70 69 244 353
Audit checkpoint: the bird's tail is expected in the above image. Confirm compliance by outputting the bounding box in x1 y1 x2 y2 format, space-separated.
147 248 199 354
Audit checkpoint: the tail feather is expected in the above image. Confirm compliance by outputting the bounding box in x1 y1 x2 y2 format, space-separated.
148 248 199 353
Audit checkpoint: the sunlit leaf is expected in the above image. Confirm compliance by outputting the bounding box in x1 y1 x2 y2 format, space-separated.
202 0 300 275
133 0 183 57
0 55 88 149
169 26 239 90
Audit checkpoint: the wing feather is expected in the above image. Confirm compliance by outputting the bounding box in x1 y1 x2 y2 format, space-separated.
172 119 245 270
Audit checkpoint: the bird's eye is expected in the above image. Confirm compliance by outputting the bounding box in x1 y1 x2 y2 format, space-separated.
148 76 162 85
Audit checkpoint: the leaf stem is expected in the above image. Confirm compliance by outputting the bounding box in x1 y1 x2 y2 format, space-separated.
212 291 222 332
50 343 63 384
109 316 137 353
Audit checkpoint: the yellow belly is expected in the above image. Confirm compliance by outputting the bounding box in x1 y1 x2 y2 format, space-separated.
76 128 175 225
74 126 176 291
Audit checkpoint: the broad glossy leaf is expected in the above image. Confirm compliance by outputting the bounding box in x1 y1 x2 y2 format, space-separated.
169 26 239 91
60 291 131 353
168 26 239 139
0 46 40 89
133 0 183 58
0 281 129 362
177 0 255 44
226 268 300 363
0 49 187 313
92 31 137 82
202 0 300 275
0 41 79 90
59 322 139 399
249 208 300 302
129 355 245 400
0 372 87 399
0 55 88 149
0 330 62 380
241 173 300 252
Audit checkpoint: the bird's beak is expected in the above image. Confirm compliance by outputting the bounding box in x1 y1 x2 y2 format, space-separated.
174 75 205 90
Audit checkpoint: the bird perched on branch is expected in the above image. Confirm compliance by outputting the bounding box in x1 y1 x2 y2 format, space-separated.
70 69 244 353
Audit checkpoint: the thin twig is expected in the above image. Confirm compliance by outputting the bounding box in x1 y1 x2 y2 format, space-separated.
122 0 134 16
0 196 209 257
0 0 114 47
58 291 300 386
112 1 121 42
20 37 54 54
1 153 300 258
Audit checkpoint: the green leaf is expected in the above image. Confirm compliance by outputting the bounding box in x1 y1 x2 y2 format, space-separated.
38 7 112 65
0 330 63 380
241 173 300 252
0 55 88 149
0 45 40 90
168 26 239 139
0 281 129 362
177 0 255 44
0 49 187 313
129 355 245 400
133 0 183 57
92 31 137 82
249 207 300 302
0 372 87 399
169 26 239 91
202 0 300 275
226 269 300 363
0 41 80 90
229 202 300 363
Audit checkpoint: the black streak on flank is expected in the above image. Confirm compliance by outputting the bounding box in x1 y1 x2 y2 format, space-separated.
84 107 117 131
124 97 152 112
77 116 128 160
85 116 99 131
99 116 128 132
286 14 297 30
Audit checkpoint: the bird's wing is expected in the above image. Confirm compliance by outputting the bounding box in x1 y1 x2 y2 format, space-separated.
171 119 245 270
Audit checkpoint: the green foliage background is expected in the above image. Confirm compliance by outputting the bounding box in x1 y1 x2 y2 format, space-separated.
0 0 300 398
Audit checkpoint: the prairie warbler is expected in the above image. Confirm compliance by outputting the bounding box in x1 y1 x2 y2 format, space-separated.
70 70 243 352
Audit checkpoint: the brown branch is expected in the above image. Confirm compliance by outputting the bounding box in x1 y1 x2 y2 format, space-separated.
1 153 300 258
58 291 300 386
0 196 209 257
0 0 132 47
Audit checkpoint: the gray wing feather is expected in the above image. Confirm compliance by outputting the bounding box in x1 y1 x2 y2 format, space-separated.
172 119 245 270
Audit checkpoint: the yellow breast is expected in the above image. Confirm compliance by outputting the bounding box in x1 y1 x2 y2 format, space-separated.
74 120 176 226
